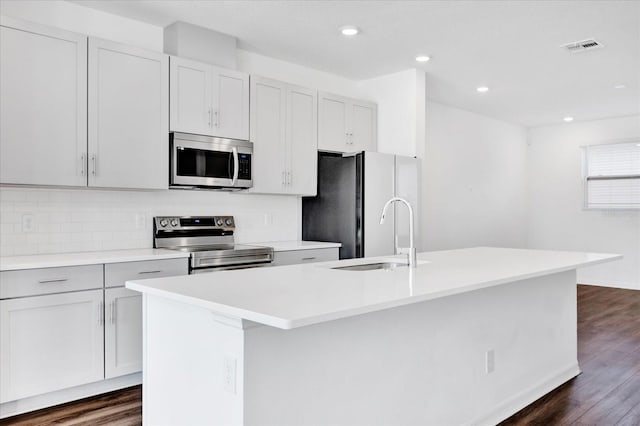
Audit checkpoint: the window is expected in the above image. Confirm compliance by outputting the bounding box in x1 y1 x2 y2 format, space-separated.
583 140 640 209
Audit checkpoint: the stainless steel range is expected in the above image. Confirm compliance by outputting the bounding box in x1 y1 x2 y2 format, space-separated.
153 216 274 274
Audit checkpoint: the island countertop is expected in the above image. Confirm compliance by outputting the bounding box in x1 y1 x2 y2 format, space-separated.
126 247 620 330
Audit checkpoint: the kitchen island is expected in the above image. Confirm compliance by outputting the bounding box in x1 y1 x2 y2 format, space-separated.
126 247 620 426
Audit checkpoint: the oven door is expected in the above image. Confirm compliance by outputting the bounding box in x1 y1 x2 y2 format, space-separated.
170 133 252 189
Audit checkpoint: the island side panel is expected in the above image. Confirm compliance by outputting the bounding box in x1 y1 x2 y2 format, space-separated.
243 270 578 426
142 294 245 426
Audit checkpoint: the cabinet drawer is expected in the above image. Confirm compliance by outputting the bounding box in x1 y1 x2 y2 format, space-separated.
272 248 338 267
105 258 188 288
0 265 103 299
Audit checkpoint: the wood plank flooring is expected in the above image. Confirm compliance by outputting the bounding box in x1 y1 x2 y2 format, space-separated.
1 284 638 426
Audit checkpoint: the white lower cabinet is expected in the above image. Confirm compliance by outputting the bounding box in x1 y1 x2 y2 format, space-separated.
103 259 187 379
0 290 104 403
0 257 187 409
105 287 142 379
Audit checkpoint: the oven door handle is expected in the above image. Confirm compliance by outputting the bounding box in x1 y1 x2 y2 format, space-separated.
231 147 239 186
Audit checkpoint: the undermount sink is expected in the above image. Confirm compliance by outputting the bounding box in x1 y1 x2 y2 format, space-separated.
331 262 406 271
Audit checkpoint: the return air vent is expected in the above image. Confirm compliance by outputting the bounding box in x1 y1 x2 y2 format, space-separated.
561 39 604 53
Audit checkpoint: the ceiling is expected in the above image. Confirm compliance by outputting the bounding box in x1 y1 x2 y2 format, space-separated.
72 0 640 128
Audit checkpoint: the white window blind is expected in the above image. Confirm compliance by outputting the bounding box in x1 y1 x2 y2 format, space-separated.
584 141 640 209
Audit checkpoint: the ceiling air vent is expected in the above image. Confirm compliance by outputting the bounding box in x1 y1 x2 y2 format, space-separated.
561 39 604 53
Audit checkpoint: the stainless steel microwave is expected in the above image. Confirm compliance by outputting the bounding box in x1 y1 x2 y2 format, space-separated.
170 132 253 190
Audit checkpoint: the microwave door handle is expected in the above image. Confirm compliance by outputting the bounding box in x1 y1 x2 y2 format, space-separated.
231 147 239 185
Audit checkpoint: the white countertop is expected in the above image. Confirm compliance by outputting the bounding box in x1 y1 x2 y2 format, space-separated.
0 241 338 271
0 249 189 271
126 247 621 330
251 240 341 252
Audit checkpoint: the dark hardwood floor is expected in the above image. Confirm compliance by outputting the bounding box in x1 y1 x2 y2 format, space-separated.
1 284 638 426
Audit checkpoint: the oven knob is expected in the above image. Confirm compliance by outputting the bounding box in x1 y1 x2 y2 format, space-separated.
225 218 233 226
170 219 179 227
159 219 168 227
216 218 224 226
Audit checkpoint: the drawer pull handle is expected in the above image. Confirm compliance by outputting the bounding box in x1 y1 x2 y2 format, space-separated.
38 278 68 284
139 270 162 275
301 257 316 261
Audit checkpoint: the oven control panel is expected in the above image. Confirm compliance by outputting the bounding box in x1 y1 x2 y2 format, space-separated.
154 216 235 230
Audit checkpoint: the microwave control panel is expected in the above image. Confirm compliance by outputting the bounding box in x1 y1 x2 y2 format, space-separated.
238 154 251 180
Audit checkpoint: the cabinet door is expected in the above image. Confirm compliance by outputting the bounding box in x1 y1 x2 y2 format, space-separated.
249 76 287 194
0 17 87 186
169 56 212 136
287 85 318 196
213 67 249 140
0 290 104 403
318 92 349 152
88 38 168 189
105 287 142 379
351 101 377 152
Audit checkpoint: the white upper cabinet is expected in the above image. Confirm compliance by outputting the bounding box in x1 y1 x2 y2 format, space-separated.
287 86 318 195
318 92 377 153
88 38 168 189
170 57 249 140
250 76 317 196
0 17 87 186
215 68 250 140
169 57 211 136
250 77 287 194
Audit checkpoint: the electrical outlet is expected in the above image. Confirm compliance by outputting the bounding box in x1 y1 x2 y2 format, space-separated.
22 214 34 233
485 349 495 374
223 356 237 394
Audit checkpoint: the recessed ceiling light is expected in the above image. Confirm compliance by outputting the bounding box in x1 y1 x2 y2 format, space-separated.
563 116 574 122
415 55 431 62
476 86 489 93
340 26 359 36
614 84 626 89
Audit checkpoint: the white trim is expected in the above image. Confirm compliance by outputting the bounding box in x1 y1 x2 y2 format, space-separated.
469 363 580 426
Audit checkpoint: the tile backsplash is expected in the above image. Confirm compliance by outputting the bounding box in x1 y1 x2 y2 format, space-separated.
0 187 299 257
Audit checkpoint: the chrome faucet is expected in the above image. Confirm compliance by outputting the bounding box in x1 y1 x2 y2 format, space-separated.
379 197 417 268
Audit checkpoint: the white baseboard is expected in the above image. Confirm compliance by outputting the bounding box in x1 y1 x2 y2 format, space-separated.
469 362 580 426
0 373 142 419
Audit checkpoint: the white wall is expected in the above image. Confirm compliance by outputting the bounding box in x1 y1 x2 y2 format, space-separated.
527 115 640 289
358 69 426 157
422 101 528 251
